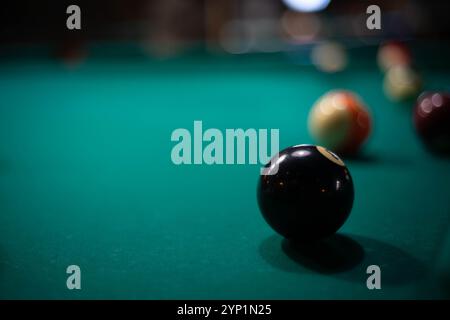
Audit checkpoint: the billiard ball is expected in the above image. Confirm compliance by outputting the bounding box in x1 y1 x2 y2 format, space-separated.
377 41 412 72
413 91 450 155
56 38 87 68
311 41 348 73
308 90 372 155
383 65 422 101
257 144 354 242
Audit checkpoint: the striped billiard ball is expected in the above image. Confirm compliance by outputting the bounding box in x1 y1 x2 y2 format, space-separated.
308 90 372 155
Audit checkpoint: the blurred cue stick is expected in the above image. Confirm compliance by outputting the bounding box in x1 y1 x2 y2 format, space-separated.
204 0 234 51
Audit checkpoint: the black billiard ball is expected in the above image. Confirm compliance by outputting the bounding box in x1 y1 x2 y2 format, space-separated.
257 144 354 242
414 91 450 155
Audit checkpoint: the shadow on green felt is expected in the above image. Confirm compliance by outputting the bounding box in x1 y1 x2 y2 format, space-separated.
343 151 414 167
282 235 365 275
259 233 427 286
342 152 379 164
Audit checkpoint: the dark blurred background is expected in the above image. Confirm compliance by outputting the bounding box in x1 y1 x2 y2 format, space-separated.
0 0 449 57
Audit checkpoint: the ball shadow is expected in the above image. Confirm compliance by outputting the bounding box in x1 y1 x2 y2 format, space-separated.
259 234 363 275
424 146 450 159
343 152 379 164
259 233 427 286
282 235 364 274
345 152 414 167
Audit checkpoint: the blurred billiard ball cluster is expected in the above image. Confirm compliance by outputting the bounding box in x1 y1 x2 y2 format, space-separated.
258 40 450 242
306 40 450 158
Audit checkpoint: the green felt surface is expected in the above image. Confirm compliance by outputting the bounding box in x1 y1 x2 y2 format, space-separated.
0 48 450 299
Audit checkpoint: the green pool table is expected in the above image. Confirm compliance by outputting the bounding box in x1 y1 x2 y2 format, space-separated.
1 43 450 299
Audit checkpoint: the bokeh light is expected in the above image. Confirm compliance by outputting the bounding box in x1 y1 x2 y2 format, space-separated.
282 0 331 13
281 11 322 42
311 41 348 73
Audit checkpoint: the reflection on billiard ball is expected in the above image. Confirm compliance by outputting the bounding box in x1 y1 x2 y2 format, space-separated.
257 144 354 242
383 65 422 101
308 90 372 155
414 91 450 155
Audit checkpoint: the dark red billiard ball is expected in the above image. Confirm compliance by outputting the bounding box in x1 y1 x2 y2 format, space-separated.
257 145 354 242
55 38 87 68
414 91 450 155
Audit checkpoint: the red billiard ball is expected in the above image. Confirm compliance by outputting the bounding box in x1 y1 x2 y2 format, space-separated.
308 90 372 155
414 91 450 155
377 41 412 72
56 39 87 68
